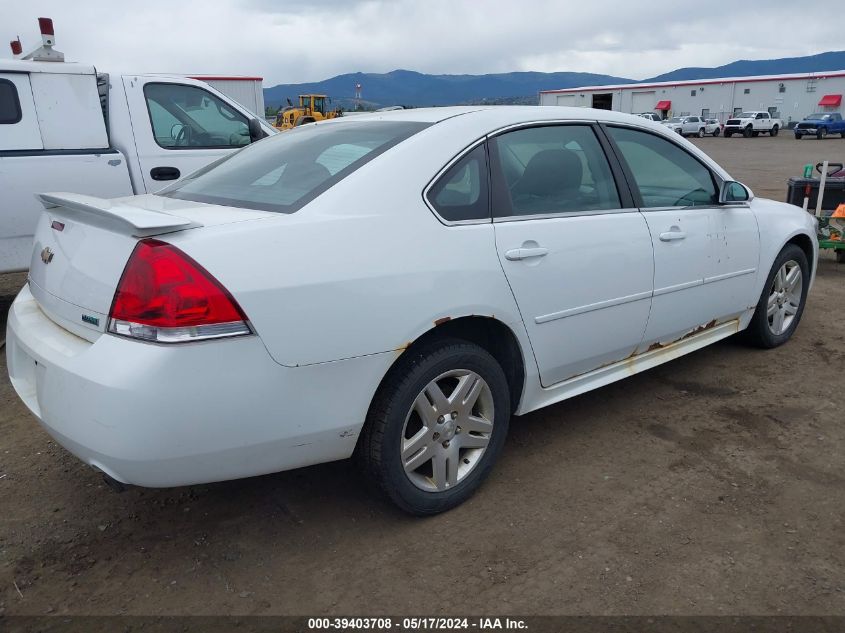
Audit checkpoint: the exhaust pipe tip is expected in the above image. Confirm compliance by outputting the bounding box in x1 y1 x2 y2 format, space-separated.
101 472 128 493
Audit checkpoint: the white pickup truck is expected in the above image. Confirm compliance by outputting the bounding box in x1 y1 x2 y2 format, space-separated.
723 111 782 138
0 21 274 273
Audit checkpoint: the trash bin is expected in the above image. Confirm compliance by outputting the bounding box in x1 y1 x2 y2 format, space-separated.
786 177 845 210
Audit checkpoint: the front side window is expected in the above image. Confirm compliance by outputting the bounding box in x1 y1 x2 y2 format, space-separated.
427 144 489 222
160 121 429 213
606 126 717 208
0 79 22 124
490 125 621 217
144 83 250 149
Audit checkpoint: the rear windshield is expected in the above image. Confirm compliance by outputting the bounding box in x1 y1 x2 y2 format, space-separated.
159 121 429 213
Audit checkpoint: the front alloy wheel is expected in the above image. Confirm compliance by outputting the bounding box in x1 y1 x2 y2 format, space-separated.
766 260 803 335
744 244 809 348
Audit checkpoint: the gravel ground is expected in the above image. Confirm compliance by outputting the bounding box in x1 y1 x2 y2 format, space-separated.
0 133 843 616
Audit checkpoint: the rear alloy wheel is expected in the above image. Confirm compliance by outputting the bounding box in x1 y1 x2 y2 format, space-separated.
712 127 720 137
744 244 809 348
358 339 510 515
697 128 705 138
771 125 779 137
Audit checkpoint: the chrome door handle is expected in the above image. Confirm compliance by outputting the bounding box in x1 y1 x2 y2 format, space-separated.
659 230 687 242
505 247 549 261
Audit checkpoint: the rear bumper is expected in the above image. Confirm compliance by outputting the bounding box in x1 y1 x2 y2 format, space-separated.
6 284 393 487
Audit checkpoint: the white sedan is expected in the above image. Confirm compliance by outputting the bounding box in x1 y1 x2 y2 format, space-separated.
6 107 818 515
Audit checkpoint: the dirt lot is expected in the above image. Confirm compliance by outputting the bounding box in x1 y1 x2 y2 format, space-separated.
1 133 844 617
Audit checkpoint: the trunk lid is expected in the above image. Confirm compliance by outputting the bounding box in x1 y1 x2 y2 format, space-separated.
28 192 272 342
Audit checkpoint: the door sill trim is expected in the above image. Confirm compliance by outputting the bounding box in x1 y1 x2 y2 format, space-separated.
524 320 740 413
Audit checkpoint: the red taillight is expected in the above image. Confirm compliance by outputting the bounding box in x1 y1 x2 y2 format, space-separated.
108 239 250 343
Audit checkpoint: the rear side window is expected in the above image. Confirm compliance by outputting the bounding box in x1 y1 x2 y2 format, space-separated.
606 126 717 208
160 121 429 213
490 125 621 217
0 79 22 124
144 83 250 149
427 144 489 222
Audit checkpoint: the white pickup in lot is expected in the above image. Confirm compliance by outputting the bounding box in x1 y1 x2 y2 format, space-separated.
723 111 782 138
0 21 274 273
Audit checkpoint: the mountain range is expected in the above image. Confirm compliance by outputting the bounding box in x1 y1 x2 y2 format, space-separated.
263 51 845 110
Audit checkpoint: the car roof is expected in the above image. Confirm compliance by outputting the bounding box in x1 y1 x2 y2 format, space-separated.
327 105 674 127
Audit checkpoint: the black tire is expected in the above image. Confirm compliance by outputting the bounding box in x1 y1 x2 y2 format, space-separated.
725 131 733 138
817 127 827 139
712 127 720 137
357 338 511 515
743 244 809 348
697 128 705 138
744 126 753 138
795 133 803 140
771 125 779 137
836 250 845 263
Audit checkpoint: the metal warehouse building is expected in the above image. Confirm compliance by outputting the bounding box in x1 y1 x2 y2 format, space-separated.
539 71 845 126
188 76 266 117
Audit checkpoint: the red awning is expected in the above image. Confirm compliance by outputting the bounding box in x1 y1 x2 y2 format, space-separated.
655 100 671 110
818 94 842 107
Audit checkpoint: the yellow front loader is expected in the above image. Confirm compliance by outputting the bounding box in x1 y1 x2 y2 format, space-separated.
273 95 342 130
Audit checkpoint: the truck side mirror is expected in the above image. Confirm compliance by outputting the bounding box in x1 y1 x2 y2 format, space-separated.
248 118 267 144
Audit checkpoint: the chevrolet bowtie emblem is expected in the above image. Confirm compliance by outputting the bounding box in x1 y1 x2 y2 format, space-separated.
41 247 54 264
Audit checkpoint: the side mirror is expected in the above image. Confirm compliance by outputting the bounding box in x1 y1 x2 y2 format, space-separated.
248 118 267 143
719 181 750 204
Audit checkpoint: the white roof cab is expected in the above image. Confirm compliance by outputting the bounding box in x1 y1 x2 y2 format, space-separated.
0 18 274 273
6 106 818 515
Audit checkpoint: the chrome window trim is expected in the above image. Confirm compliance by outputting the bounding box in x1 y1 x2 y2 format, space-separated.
492 207 640 223
637 203 751 213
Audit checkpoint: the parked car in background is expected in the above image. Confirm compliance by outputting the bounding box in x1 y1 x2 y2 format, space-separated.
724 111 782 137
705 118 722 136
637 112 662 122
7 107 817 515
0 19 274 273
662 117 684 134
794 112 845 139
663 116 708 137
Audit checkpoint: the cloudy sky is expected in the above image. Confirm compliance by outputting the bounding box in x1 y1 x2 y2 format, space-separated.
1 0 841 86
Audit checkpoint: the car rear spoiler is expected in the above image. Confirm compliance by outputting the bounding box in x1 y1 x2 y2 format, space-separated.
37 193 202 238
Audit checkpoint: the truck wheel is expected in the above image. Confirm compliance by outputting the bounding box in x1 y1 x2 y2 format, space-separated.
795 133 803 140
817 127 827 139
744 126 753 138
771 125 779 137
724 131 733 138
712 127 720 137
697 128 705 138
